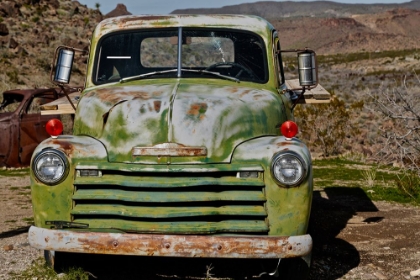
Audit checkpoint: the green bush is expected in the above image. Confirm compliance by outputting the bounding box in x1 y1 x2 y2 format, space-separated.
395 171 420 203
6 69 19 84
295 93 363 156
36 57 51 72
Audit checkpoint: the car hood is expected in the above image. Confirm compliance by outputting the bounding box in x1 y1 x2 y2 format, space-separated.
74 82 284 163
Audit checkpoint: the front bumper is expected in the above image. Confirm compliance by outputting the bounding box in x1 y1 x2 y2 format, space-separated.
28 226 312 258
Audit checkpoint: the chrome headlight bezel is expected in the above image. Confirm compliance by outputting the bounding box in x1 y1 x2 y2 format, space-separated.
32 149 69 185
271 152 308 187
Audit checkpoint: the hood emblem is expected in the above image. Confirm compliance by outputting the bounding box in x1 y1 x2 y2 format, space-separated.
132 142 207 157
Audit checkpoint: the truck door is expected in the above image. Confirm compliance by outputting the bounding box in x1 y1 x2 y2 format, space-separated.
19 91 61 165
0 93 24 166
0 116 12 166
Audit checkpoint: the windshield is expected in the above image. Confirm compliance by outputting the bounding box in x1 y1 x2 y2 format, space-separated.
0 93 23 113
94 28 267 84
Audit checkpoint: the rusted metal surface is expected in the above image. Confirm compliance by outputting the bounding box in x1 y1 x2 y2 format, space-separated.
74 83 283 164
28 226 312 258
30 14 321 266
93 14 273 44
132 142 207 157
0 88 63 167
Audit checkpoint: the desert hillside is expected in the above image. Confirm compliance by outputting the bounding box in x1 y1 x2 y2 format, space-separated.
0 0 102 89
0 0 418 90
172 0 420 18
274 8 420 54
173 1 420 54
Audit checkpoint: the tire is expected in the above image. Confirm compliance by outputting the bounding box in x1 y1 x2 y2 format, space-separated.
44 250 55 268
44 250 76 273
277 256 311 280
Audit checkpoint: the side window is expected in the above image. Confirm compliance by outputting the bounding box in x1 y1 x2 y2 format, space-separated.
27 93 56 114
96 34 141 82
0 94 23 113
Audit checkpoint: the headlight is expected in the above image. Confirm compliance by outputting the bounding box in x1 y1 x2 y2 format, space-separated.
32 149 69 185
271 152 307 187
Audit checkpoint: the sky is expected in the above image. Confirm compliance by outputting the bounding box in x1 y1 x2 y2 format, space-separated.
77 0 412 15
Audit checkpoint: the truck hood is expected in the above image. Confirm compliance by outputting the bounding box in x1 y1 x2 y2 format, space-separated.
74 82 284 163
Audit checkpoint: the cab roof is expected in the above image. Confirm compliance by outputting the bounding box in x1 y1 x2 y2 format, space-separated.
93 14 275 39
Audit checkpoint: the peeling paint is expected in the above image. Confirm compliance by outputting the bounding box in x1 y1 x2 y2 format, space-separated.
30 14 314 261
29 226 312 258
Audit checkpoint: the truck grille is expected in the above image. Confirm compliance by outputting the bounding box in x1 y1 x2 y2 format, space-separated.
71 163 268 235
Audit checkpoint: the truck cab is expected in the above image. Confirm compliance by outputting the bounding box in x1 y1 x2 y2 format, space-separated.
28 14 329 278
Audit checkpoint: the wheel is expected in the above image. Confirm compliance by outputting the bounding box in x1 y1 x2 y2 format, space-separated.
205 62 256 79
44 250 55 268
277 256 311 280
44 250 75 273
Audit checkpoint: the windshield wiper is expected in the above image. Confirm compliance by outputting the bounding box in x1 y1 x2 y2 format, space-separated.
119 68 240 84
180 69 240 83
120 69 178 83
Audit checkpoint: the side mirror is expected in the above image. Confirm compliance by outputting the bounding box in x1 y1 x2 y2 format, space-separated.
297 50 318 88
52 47 75 84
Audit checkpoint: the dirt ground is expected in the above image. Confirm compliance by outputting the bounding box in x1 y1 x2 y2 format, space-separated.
1 174 420 279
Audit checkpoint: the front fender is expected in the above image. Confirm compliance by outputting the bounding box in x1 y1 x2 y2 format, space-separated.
30 136 108 228
232 136 313 236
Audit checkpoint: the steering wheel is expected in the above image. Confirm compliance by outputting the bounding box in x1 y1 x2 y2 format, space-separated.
205 62 256 79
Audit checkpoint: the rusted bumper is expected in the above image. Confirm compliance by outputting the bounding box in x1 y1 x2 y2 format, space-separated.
28 226 312 258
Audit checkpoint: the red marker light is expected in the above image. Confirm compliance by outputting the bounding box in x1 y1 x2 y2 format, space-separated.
46 119 63 137
281 121 298 139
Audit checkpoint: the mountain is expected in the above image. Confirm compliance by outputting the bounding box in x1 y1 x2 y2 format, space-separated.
104 3 131 19
0 0 103 89
274 8 420 54
0 0 418 91
171 0 420 19
172 1 420 54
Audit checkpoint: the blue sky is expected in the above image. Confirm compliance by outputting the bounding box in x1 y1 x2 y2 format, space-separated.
77 0 412 15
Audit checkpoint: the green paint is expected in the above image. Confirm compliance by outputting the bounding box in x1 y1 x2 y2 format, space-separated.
74 174 264 188
71 205 266 218
30 15 314 256
73 189 265 202
72 219 268 234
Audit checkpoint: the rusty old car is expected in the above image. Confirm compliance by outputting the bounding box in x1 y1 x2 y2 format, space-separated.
28 14 330 278
0 88 66 167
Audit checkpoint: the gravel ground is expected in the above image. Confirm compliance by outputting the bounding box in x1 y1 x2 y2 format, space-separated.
0 232 42 279
0 174 43 279
1 174 420 279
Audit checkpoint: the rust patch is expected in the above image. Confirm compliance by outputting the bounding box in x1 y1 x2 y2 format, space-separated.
132 143 207 157
153 101 161 112
227 87 239 94
187 103 208 118
29 226 312 258
239 89 252 98
93 89 150 102
0 87 72 167
120 16 173 24
51 139 74 156
129 91 152 99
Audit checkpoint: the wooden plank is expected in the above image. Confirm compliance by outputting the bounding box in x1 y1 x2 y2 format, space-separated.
285 79 331 104
41 91 80 115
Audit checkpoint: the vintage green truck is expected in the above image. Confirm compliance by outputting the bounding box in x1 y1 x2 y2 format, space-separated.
28 14 330 278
